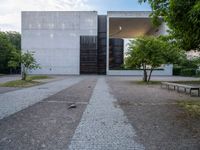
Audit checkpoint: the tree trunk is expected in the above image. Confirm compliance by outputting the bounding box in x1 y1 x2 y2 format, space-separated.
143 64 148 82
21 66 27 80
147 68 154 83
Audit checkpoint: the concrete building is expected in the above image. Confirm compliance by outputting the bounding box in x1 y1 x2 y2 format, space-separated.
21 11 172 75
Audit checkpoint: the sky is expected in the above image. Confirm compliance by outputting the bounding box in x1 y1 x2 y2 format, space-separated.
0 0 151 32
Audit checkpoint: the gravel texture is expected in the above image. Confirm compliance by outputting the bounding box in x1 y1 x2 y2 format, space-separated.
0 77 97 150
0 87 21 94
0 76 83 119
68 77 144 150
107 76 200 150
0 75 21 83
0 75 200 150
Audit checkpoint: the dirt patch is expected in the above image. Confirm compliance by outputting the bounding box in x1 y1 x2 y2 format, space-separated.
0 77 97 150
107 77 200 150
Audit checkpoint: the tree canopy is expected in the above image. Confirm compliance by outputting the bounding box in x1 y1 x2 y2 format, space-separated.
0 31 21 73
139 0 200 50
21 51 40 80
125 36 183 82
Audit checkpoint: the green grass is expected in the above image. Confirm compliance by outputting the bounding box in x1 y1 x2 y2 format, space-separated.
26 75 50 81
0 80 40 87
133 80 161 85
0 75 51 87
178 100 200 118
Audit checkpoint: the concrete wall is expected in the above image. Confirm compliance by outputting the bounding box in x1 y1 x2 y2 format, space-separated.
22 11 98 75
107 65 173 76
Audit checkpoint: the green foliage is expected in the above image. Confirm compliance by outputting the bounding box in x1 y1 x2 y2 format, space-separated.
21 51 40 80
0 80 39 87
5 31 21 50
139 0 200 50
27 75 50 80
125 36 182 82
0 31 21 73
180 68 196 77
196 70 200 76
173 66 182 76
173 54 200 76
178 100 200 118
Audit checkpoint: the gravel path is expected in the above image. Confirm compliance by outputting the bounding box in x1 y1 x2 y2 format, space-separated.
0 76 83 119
68 77 144 150
0 77 97 150
107 76 200 150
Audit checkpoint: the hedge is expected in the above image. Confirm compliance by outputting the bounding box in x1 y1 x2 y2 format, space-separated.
180 68 196 76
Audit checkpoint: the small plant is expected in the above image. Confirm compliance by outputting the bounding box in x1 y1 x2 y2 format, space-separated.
21 51 40 80
178 100 200 118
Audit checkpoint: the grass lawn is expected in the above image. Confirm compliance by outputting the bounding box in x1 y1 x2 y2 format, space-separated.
0 75 51 87
178 100 200 118
27 75 50 80
134 80 161 85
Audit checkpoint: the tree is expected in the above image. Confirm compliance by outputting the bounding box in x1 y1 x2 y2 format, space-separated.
21 51 40 80
0 31 21 74
5 31 21 50
125 36 182 82
139 0 200 51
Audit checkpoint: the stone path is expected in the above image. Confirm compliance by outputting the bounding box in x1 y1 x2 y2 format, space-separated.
68 77 144 150
0 76 83 119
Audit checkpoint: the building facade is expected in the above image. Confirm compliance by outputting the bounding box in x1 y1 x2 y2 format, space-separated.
21 11 172 75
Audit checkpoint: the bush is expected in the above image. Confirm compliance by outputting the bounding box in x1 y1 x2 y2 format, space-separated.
173 67 182 75
196 70 200 76
180 68 196 76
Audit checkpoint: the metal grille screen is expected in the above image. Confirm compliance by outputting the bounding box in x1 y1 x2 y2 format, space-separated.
80 36 98 74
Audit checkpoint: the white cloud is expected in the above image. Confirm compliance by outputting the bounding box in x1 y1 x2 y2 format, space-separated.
0 0 92 32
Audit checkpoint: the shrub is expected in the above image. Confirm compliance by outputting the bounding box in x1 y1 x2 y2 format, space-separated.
173 67 182 75
180 68 196 76
196 70 200 76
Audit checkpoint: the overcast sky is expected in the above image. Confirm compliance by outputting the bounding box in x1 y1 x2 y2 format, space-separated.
0 0 151 32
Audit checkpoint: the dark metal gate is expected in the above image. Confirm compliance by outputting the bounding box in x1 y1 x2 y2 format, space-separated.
97 15 107 74
80 36 98 74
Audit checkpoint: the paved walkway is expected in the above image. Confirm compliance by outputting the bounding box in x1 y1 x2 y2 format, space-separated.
0 76 83 119
68 77 144 150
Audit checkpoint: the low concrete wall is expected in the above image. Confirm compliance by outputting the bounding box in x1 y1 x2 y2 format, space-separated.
107 65 173 76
